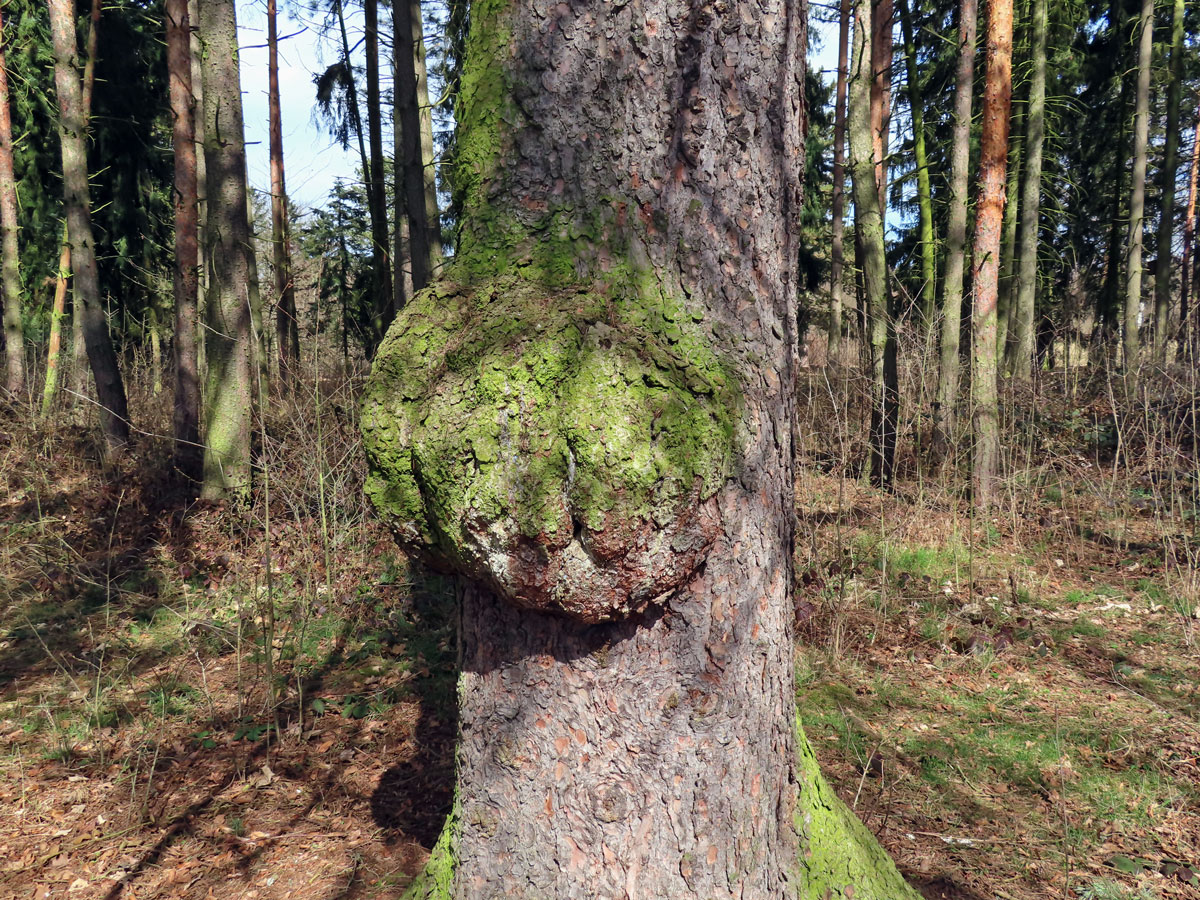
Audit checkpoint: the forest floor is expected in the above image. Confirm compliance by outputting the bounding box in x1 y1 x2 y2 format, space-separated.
0 371 1198 900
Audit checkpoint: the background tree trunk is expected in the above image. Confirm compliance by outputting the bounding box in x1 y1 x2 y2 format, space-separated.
394 0 437 292
1123 0 1153 376
898 0 935 327
933 0 978 458
168 0 201 479
48 0 129 449
1009 0 1044 383
0 7 24 398
829 0 849 366
198 0 255 499
1180 106 1200 341
268 0 298 380
972 0 1014 507
862 0 897 487
1153 0 1185 362
363 0 920 895
363 0 393 333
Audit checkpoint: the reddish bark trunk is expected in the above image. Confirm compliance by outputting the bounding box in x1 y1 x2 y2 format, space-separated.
1181 106 1200 340
972 0 1013 505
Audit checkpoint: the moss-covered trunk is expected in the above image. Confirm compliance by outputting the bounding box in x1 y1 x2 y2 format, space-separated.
933 0 977 460
198 0 255 499
363 0 919 895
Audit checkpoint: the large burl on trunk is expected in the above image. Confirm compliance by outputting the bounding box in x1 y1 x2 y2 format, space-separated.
361 0 920 895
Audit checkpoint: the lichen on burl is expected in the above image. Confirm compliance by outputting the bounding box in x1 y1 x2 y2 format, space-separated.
361 262 740 623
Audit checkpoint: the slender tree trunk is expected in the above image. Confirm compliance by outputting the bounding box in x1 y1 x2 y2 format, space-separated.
1180 104 1200 340
198 0 255 499
972 0 1013 507
268 0 298 381
870 0 892 217
41 243 70 417
853 0 898 487
394 0 438 292
898 0 935 326
0 7 23 398
362 0 921 894
829 0 850 365
363 0 394 336
1009 0 1044 383
48 0 129 449
997 87 1023 358
1124 0 1153 376
65 0 100 408
167 0 201 479
934 0 978 457
1153 0 1185 362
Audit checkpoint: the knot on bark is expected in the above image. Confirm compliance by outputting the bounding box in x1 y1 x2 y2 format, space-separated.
361 271 738 623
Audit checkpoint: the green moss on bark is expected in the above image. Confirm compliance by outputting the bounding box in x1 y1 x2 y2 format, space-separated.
361 260 739 619
402 793 459 900
795 720 921 900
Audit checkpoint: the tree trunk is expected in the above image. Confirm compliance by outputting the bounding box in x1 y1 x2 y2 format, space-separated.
0 6 23 398
48 0 129 449
363 0 394 336
829 0 849 365
268 0 298 381
198 0 255 499
167 0 201 480
997 81 1023 359
898 0 935 326
332 0 387 345
1009 0 1044 383
1098 1 1129 346
933 0 977 458
861 0 897 487
870 0 892 217
394 0 439 292
1124 0 1152 376
1179 106 1200 342
41 243 70 417
1153 0 1185 362
361 0 920 895
972 0 1013 507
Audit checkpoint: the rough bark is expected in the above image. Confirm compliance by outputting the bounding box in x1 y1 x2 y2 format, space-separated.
198 0 255 499
362 0 919 895
829 0 849 365
933 0 977 458
268 0 299 380
1008 0 1043 383
972 0 1013 507
1180 106 1200 340
1123 0 1152 376
167 0 201 480
48 0 130 449
898 0 935 326
394 0 439 292
364 0 394 334
0 7 23 398
1098 0 1129 344
1153 0 1185 362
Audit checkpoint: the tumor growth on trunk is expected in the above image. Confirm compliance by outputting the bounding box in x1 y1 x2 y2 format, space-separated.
362 0 918 895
